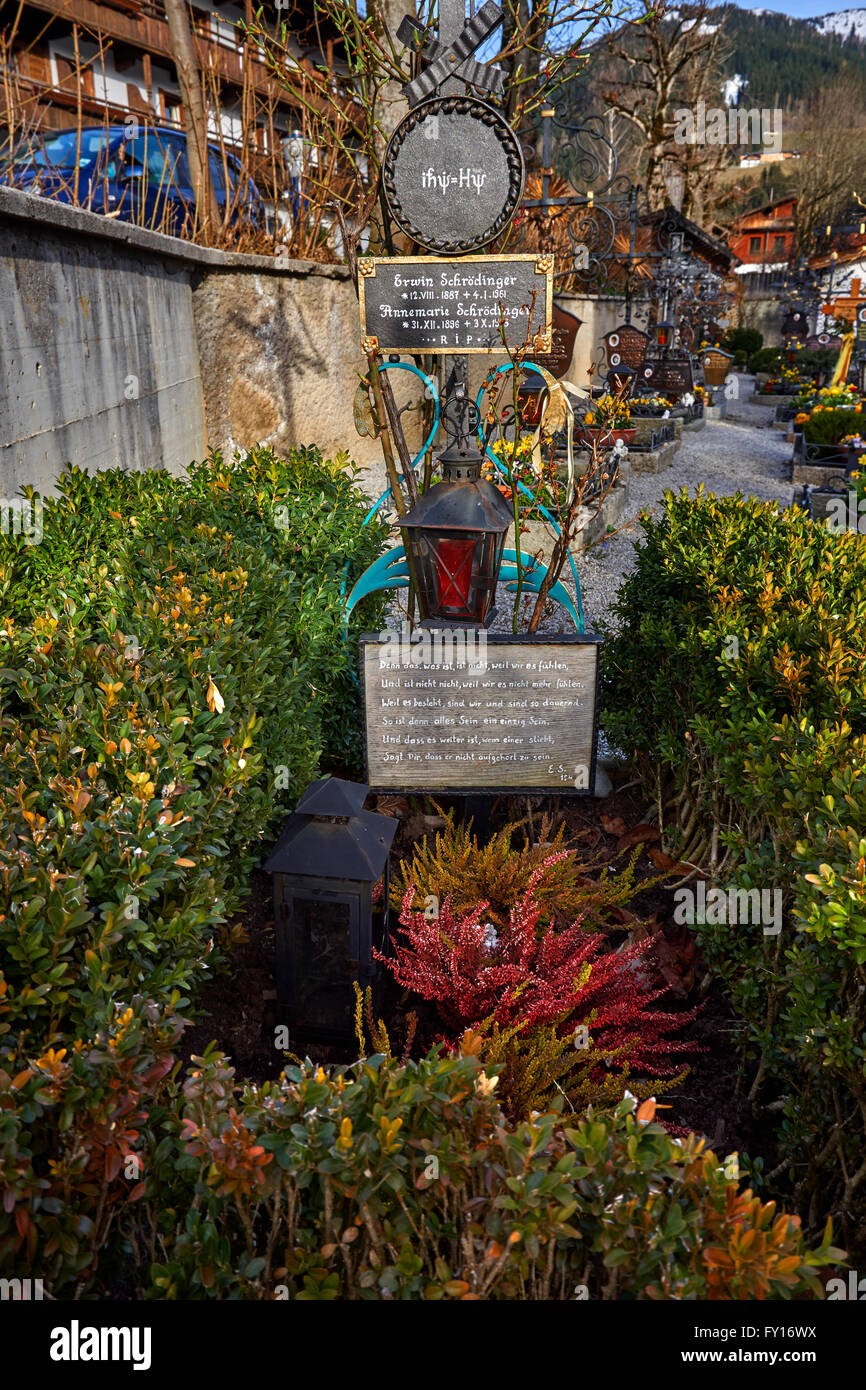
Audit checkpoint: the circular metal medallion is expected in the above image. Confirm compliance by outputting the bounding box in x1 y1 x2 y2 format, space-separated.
382 96 525 255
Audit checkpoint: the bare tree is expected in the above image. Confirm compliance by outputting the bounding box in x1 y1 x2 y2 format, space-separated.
788 83 866 254
602 0 728 212
366 0 415 150
498 0 617 128
253 0 617 254
163 0 219 238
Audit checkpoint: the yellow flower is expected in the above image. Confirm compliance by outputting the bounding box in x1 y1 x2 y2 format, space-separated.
36 1047 68 1073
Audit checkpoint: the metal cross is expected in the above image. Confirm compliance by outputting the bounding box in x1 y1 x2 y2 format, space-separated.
398 0 504 106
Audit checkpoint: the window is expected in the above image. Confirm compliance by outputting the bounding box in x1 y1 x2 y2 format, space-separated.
15 128 112 170
123 133 192 191
772 235 786 253
749 235 762 255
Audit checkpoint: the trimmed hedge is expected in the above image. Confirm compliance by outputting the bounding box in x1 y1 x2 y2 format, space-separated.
0 447 386 1288
140 1050 839 1301
601 489 866 1247
0 463 842 1298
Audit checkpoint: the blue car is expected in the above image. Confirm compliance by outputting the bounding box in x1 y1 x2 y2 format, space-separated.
6 125 264 237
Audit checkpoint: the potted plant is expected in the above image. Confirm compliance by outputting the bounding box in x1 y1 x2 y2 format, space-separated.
580 393 635 444
842 433 866 474
801 404 865 464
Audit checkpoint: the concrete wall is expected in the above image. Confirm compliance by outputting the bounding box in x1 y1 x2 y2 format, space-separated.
0 186 382 496
0 185 638 500
557 293 631 389
737 293 785 348
0 187 207 494
192 264 389 467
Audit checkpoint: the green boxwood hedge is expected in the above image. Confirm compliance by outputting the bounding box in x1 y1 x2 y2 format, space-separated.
0 447 386 1288
0 463 841 1298
601 489 866 1249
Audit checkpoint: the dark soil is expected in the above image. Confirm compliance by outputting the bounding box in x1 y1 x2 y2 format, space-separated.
180 771 773 1167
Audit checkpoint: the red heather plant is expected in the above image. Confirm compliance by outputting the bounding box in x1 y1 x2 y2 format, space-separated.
377 861 697 1080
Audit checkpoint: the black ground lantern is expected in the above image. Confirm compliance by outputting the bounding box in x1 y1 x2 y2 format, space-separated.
398 446 513 628
264 778 397 1040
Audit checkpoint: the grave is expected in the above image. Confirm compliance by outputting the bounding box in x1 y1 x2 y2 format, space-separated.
639 356 694 399
353 0 601 798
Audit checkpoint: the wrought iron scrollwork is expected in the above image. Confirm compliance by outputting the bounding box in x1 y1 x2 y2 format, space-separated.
547 106 620 195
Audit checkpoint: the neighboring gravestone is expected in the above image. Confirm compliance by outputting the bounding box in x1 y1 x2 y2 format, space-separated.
361 633 600 793
526 301 581 378
382 95 525 253
604 324 649 372
782 309 808 341
640 357 694 396
701 348 733 385
358 253 553 354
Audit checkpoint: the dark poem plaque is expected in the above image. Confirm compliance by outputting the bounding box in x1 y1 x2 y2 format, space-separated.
361 633 600 794
359 254 553 355
382 96 525 254
783 310 807 339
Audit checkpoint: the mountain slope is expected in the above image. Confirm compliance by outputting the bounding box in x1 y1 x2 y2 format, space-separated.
718 6 866 107
809 9 866 43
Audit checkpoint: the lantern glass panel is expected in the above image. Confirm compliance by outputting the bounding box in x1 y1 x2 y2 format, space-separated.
413 528 504 625
292 892 358 1033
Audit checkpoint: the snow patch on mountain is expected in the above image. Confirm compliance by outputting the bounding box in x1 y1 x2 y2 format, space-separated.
809 10 866 42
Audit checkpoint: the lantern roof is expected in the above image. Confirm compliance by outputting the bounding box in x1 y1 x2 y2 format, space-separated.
264 779 397 882
295 776 368 818
399 473 513 534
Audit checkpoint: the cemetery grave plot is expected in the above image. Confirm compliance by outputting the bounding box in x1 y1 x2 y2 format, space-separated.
183 778 771 1193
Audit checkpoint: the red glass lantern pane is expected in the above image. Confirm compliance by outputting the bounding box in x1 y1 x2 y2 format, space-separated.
434 536 475 608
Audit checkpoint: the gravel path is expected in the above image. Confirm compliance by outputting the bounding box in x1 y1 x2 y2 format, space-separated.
576 374 793 632
356 374 793 636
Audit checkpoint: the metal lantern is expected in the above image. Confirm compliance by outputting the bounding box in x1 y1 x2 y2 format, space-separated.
398 447 513 628
655 320 675 352
606 364 636 397
264 778 397 1040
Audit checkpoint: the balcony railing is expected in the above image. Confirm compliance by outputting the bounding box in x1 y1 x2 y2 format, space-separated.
21 0 290 102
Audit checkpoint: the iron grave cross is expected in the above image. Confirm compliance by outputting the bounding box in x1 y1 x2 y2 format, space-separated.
398 0 504 105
